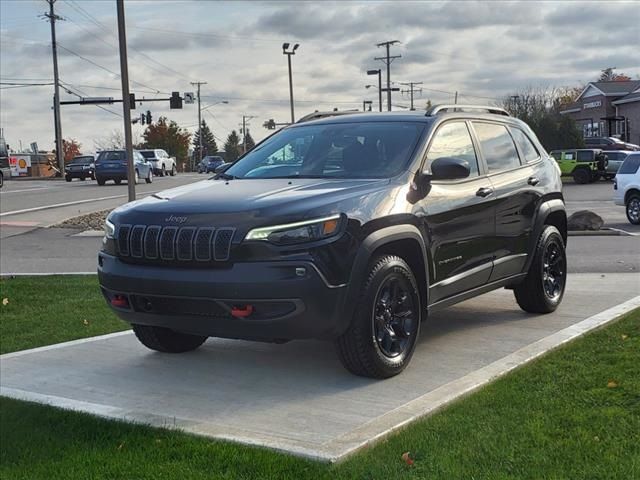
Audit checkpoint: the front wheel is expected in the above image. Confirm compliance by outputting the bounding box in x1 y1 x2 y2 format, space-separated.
132 324 207 353
626 194 640 225
96 177 105 186
514 225 566 313
145 169 153 184
336 255 421 379
161 165 166 177
170 164 176 176
65 176 72 182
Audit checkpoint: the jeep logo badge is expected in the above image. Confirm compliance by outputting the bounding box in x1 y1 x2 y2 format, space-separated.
164 215 188 224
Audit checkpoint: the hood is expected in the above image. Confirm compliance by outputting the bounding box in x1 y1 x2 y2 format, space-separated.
111 177 394 228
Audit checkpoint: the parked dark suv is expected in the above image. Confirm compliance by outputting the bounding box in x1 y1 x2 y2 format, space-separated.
98 105 567 378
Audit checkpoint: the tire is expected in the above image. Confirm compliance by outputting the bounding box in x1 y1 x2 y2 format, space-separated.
132 324 207 353
336 255 421 379
170 164 176 176
0 172 3 188
133 170 139 184
514 225 566 314
573 168 590 184
80 176 86 181
65 176 72 182
145 169 153 184
626 193 640 225
97 177 105 186
114 179 122 185
604 174 614 181
161 165 166 177
590 173 601 183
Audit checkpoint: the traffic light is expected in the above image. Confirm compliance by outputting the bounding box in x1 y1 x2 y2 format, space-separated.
263 119 276 130
145 110 152 124
129 93 136 109
140 113 146 125
169 91 182 109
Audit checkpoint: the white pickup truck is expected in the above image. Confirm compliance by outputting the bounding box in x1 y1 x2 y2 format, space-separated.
139 149 177 177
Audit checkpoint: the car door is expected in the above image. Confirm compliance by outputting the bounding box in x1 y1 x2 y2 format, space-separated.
414 120 496 304
470 122 542 281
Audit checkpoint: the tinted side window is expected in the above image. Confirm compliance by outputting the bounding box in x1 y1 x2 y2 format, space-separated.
473 122 520 173
511 128 539 162
576 151 594 162
619 154 640 174
425 122 479 177
585 138 597 145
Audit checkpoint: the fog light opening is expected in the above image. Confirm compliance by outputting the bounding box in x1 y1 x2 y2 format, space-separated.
231 305 254 318
111 295 130 309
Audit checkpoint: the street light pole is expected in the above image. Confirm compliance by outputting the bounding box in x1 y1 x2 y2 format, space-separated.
116 0 135 202
367 69 382 112
282 43 299 124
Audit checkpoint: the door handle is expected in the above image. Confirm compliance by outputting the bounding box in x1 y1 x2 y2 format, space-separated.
528 176 540 186
476 187 493 198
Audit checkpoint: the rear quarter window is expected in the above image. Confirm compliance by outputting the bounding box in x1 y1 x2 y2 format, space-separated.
576 151 594 162
618 154 640 174
510 128 540 162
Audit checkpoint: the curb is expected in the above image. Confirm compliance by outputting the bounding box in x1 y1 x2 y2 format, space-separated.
568 229 623 236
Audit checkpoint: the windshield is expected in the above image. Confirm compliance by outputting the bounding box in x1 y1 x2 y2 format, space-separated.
70 156 93 164
139 151 155 158
96 151 126 163
224 122 425 179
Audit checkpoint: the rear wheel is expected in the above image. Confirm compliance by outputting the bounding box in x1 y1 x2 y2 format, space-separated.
336 255 421 378
170 164 176 176
0 172 3 188
573 168 590 184
96 177 105 186
626 193 640 225
132 324 207 353
514 225 566 314
114 178 122 185
80 176 86 181
65 176 72 182
161 165 166 177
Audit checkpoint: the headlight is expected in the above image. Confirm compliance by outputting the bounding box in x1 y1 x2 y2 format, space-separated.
245 214 342 245
104 218 116 239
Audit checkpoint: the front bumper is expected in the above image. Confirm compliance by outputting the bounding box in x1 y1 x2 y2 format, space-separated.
65 170 93 178
98 252 349 341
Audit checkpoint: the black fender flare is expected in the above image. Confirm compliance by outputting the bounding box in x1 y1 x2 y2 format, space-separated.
525 198 566 271
341 224 430 325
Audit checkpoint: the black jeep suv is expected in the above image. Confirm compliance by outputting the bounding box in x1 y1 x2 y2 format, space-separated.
98 105 567 378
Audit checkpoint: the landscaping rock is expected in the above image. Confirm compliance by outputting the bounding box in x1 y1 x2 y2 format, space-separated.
567 210 604 231
55 209 111 231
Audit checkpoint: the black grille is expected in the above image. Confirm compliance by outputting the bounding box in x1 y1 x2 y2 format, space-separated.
130 225 145 258
117 225 234 263
214 228 234 261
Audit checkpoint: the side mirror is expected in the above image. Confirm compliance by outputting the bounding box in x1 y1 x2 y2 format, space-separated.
426 157 471 180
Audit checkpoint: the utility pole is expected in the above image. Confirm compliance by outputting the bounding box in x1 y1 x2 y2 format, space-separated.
399 82 423 111
191 81 207 167
116 0 135 202
375 40 401 111
454 91 458 104
45 0 64 175
240 115 256 153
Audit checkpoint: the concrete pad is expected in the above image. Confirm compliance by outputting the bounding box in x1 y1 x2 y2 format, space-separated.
1 273 639 462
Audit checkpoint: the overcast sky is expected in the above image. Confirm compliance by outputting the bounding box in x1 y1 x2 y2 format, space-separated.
1 0 639 153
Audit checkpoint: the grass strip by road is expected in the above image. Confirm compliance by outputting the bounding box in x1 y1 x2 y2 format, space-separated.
1 276 639 479
0 275 127 355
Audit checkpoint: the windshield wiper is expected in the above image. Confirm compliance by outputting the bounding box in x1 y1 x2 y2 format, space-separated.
215 172 237 180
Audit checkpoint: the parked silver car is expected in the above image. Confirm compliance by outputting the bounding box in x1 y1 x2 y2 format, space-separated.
604 150 632 180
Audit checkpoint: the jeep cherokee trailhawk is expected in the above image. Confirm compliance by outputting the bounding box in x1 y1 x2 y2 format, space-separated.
99 105 567 378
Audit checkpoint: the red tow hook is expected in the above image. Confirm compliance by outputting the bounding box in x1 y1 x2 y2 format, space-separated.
111 295 130 308
230 305 254 318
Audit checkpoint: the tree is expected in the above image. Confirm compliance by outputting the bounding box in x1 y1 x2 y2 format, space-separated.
62 138 81 163
243 131 256 153
94 130 125 151
224 130 241 162
192 120 218 162
142 117 191 165
502 86 584 151
598 68 631 82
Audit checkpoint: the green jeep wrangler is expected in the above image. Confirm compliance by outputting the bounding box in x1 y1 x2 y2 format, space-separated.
550 149 608 184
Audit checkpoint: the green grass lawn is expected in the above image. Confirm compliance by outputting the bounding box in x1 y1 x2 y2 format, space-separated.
0 275 127 355
1 276 638 479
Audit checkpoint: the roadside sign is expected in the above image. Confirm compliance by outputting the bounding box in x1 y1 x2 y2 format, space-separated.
9 155 31 177
30 142 38 154
184 92 195 104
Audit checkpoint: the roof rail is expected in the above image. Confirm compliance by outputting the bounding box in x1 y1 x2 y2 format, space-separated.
426 104 510 117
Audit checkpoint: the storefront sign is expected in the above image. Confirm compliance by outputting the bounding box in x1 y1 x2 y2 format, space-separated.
9 155 31 177
583 100 602 110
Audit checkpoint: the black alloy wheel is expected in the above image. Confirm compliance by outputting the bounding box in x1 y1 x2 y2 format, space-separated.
626 194 640 225
373 276 417 359
541 238 566 302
